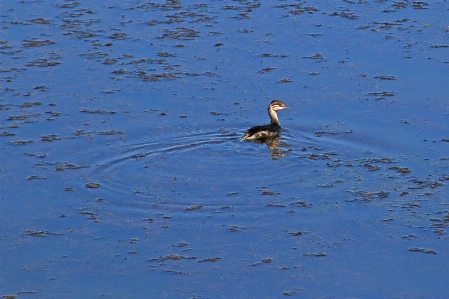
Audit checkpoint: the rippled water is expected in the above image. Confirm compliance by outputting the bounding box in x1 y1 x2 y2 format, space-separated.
1 0 449 298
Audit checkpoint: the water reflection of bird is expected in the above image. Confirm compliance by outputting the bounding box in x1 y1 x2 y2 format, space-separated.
243 100 289 142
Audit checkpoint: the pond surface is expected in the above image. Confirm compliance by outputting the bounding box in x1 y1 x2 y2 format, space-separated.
1 0 449 298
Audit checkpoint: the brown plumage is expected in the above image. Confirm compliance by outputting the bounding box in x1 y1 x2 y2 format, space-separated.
243 100 289 142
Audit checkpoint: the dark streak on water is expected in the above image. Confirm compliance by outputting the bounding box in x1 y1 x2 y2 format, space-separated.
1 0 449 298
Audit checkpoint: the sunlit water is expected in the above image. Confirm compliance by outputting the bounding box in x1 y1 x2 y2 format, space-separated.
1 0 449 298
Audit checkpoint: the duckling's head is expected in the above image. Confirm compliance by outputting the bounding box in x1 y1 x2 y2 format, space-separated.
270 100 289 111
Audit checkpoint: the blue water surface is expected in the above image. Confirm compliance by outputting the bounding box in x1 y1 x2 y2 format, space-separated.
1 1 449 298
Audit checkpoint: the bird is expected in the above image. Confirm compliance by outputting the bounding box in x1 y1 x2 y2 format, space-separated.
243 100 289 142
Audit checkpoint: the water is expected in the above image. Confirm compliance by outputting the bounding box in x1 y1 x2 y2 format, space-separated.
1 1 449 298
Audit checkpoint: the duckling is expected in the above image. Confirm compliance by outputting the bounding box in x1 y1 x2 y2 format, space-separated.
243 100 289 142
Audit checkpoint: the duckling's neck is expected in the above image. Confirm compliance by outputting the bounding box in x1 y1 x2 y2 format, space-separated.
268 107 280 126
